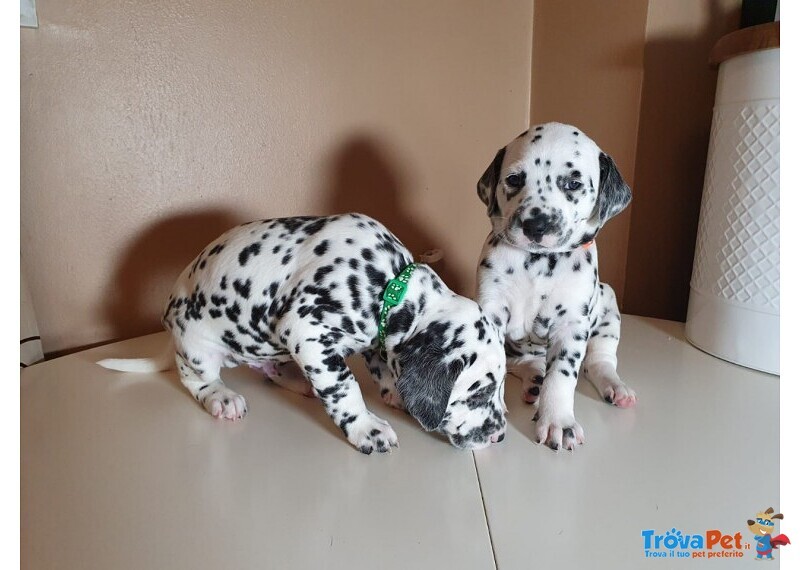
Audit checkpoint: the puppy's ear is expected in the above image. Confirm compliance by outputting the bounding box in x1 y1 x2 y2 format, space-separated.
765 507 775 514
395 345 465 431
477 147 506 218
591 152 632 227
772 513 784 520
747 520 756 526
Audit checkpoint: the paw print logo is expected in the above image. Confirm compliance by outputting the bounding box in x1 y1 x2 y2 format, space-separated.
662 528 683 550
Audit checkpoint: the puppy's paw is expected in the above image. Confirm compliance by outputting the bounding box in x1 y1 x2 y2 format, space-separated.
584 362 637 409
203 387 248 420
602 381 637 409
380 385 405 410
532 405 584 451
347 412 399 454
521 374 544 404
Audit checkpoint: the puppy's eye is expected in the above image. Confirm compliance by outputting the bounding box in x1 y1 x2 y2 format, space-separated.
505 173 525 189
565 179 582 191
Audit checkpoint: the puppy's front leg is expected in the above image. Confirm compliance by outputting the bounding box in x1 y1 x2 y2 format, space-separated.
534 321 590 451
295 347 398 454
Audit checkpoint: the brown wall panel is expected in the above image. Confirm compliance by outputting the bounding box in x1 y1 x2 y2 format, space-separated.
623 0 741 320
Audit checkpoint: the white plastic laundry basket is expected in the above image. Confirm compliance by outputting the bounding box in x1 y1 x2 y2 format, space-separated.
685 46 779 375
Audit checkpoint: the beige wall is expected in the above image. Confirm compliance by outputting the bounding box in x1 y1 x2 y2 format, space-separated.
21 1 534 354
530 0 650 302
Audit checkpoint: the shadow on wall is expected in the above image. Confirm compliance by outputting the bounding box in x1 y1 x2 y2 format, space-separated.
321 135 464 293
102 210 242 343
95 136 460 353
623 0 741 321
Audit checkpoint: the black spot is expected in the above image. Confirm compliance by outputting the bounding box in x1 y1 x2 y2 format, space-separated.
386 306 414 336
313 265 334 282
221 330 243 353
238 243 261 266
232 279 251 299
225 303 241 322
313 240 329 256
303 219 329 235
365 265 387 289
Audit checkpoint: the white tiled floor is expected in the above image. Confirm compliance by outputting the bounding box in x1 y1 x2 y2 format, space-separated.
473 316 779 569
21 316 779 569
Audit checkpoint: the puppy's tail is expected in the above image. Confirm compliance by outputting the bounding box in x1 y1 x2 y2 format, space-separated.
96 339 175 373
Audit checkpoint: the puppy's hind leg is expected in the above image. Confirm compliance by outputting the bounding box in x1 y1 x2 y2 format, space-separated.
176 352 248 420
583 284 637 409
264 360 315 398
363 350 405 410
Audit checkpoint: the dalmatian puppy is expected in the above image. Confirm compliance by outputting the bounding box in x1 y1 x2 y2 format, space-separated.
98 213 507 454
475 122 636 451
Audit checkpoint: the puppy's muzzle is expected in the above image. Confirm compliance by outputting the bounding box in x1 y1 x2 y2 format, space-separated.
521 208 562 243
490 429 506 443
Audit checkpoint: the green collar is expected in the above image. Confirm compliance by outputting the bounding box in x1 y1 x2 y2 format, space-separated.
378 263 418 358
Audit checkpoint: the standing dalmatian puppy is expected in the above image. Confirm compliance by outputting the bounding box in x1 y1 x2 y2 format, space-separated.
475 122 636 451
99 214 507 454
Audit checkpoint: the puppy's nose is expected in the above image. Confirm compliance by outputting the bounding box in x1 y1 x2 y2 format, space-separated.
490 430 506 444
522 214 549 240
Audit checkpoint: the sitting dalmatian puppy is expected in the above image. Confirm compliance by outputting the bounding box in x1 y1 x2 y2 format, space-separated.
98 213 507 454
475 122 636 451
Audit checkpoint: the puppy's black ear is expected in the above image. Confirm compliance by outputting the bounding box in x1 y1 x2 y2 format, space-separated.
477 147 506 218
592 152 632 227
395 345 465 431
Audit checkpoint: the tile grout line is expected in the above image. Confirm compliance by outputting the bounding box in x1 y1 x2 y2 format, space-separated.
472 451 499 570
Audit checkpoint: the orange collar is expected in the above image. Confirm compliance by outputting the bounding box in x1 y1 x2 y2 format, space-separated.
581 240 594 250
